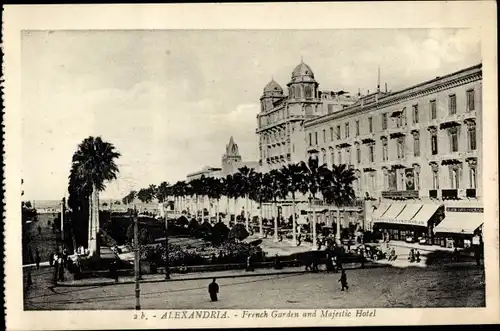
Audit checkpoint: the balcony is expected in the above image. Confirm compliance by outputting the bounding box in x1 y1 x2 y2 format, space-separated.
466 188 476 198
441 189 458 200
429 189 438 199
381 190 419 199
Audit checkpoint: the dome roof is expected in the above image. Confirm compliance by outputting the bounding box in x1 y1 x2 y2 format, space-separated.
263 79 283 93
292 61 315 79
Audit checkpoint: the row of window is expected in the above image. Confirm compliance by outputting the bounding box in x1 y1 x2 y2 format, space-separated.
337 164 477 193
309 89 476 144
312 124 477 164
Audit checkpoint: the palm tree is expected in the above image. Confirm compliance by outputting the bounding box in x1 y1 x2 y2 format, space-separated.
237 166 256 231
157 181 170 204
207 177 224 223
266 169 287 242
249 171 271 237
281 163 306 245
70 136 120 256
324 164 356 244
299 156 328 249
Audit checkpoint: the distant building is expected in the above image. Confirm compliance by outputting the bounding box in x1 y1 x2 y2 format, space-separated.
186 166 222 182
186 136 258 182
221 136 258 176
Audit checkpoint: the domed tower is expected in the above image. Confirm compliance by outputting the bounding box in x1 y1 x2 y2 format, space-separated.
260 79 284 112
287 59 319 101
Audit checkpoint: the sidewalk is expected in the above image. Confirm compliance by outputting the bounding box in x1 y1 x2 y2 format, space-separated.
56 266 308 287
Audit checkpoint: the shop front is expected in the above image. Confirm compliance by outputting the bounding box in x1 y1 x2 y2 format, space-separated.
433 206 484 248
372 202 444 244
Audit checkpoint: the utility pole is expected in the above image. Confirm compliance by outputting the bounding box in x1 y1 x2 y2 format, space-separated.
164 203 170 280
133 206 141 310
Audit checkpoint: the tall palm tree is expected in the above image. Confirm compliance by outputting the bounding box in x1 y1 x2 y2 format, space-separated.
281 163 306 245
237 166 256 231
157 181 170 204
266 169 287 242
324 164 356 244
70 136 120 257
299 156 328 249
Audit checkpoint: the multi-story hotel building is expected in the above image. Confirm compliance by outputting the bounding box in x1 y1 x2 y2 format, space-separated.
256 60 358 172
303 63 483 247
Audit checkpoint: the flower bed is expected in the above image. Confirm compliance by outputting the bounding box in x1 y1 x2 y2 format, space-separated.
140 240 265 268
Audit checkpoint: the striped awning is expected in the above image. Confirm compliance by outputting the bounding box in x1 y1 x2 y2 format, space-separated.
411 203 442 226
434 212 484 235
371 203 391 220
394 204 425 226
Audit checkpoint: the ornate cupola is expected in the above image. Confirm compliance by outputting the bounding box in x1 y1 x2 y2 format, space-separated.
260 78 284 112
287 58 319 101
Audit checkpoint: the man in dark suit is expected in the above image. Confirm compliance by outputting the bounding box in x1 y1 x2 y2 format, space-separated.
208 278 219 302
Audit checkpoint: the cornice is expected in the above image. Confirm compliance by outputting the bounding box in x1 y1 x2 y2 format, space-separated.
305 64 482 128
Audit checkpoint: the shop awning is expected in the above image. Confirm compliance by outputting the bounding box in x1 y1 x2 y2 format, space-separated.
434 212 484 235
395 204 425 226
374 203 405 223
371 203 391 219
411 203 442 226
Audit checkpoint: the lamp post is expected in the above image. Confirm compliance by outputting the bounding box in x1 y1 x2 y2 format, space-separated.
133 206 141 310
163 204 170 280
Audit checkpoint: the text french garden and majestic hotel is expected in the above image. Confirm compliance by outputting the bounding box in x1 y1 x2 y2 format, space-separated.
189 59 483 248
255 60 483 247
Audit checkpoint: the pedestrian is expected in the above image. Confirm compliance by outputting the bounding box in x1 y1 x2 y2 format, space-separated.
339 269 349 291
38 225 42 236
475 247 481 266
415 249 421 263
453 247 460 262
408 249 415 263
208 278 219 302
274 254 283 270
297 233 302 246
110 259 119 282
360 248 365 269
53 254 59 283
49 252 54 267
245 256 254 272
26 270 33 289
57 256 65 282
35 249 41 270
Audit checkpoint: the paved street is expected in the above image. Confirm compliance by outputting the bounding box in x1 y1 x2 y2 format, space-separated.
25 264 484 310
24 212 60 265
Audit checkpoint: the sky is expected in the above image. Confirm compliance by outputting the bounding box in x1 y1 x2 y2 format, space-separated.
21 29 481 201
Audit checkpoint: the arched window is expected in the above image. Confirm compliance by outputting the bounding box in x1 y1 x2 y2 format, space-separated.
304 85 313 99
295 85 301 99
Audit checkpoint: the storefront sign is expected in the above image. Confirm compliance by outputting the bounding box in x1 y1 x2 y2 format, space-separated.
373 218 426 226
446 207 484 213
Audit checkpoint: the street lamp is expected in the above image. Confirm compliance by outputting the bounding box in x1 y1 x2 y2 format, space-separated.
163 203 170 280
133 206 141 310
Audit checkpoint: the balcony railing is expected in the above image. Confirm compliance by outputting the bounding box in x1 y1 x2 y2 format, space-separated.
441 189 458 200
381 190 419 199
429 189 438 199
466 188 476 198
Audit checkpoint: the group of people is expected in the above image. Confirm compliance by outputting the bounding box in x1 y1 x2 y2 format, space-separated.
49 248 70 283
408 248 421 263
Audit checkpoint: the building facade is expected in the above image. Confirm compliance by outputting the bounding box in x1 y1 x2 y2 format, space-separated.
256 60 358 173
303 64 483 246
186 136 258 182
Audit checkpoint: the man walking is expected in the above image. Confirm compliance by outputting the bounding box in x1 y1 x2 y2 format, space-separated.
35 248 41 270
339 269 349 291
208 278 219 302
